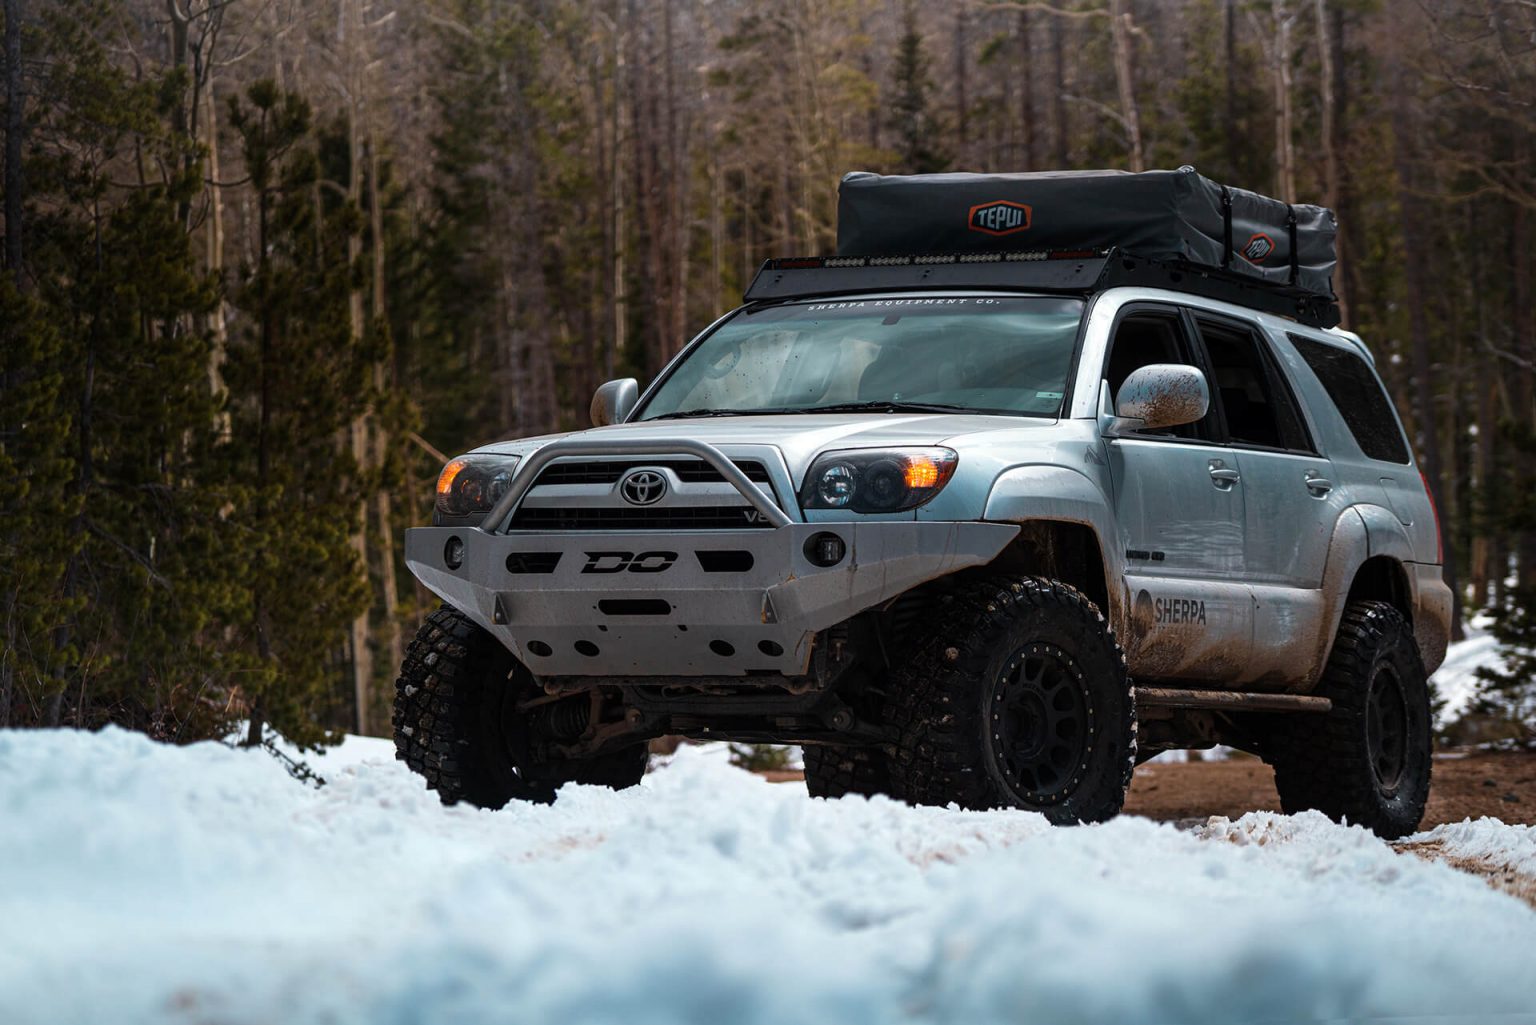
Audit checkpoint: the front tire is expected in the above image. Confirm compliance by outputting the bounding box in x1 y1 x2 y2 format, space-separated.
393 605 648 808
1266 601 1431 839
891 577 1135 824
803 744 898 799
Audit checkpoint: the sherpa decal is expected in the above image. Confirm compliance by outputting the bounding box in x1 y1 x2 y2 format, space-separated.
968 200 1032 236
1240 232 1276 264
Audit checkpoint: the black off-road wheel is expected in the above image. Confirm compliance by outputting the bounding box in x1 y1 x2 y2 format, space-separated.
891 576 1135 824
1265 601 1431 839
803 744 899 799
393 605 648 809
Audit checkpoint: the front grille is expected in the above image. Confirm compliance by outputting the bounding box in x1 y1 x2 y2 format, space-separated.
510 455 781 531
534 458 772 487
510 507 775 531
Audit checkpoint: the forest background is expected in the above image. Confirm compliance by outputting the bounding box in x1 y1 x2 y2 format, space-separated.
2 0 1534 746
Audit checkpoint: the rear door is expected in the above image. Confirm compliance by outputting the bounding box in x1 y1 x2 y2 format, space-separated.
1186 311 1342 685
1101 303 1253 681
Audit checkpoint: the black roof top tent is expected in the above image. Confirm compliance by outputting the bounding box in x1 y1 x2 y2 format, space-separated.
744 168 1342 329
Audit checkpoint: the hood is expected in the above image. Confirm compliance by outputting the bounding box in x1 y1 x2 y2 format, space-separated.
469 413 1064 477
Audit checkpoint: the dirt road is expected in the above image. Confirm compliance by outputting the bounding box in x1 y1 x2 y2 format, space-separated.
1123 750 1536 828
768 750 1536 827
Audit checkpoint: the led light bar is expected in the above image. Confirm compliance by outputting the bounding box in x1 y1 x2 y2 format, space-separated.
762 248 1110 272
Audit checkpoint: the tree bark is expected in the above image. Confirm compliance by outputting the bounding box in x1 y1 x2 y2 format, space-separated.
1393 85 1462 638
954 6 968 165
1315 0 1347 322
205 74 231 436
368 134 401 698
1470 199 1495 607
341 0 372 735
1224 0 1238 177
1108 0 1143 172
1270 0 1297 203
1019 8 1036 170
4 0 25 283
1050 12 1067 166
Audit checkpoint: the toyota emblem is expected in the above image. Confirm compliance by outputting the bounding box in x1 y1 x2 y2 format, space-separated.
619 469 668 506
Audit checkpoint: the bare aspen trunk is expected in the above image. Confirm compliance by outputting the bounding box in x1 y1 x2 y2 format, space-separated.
1392 87 1462 638
1050 13 1068 166
1514 183 1536 589
246 171 277 748
1470 200 1495 607
368 135 402 688
1271 0 1297 203
954 7 968 165
1314 0 1348 322
1109 0 1144 172
1019 8 1036 169
1 0 26 727
1224 0 1238 176
605 17 617 384
341 0 371 735
4 0 25 282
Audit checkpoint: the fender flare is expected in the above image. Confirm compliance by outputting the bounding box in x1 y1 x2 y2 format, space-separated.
1305 505 1424 689
1355 502 1416 564
982 464 1126 632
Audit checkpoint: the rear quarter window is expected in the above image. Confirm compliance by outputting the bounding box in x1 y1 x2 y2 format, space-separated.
1287 334 1411 464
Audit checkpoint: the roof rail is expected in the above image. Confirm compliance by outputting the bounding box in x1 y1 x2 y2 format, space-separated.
743 247 1340 329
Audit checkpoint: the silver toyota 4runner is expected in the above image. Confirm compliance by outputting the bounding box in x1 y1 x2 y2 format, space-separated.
394 247 1451 839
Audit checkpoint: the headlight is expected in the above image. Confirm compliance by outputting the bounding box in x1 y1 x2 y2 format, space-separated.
799 447 958 513
434 454 521 524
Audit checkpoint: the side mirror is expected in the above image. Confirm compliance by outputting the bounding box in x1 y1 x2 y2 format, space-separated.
591 378 639 427
1107 364 1209 434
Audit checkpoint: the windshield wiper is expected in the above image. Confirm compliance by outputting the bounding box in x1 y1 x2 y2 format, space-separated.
643 408 759 421
795 400 973 415
645 407 812 421
645 400 972 420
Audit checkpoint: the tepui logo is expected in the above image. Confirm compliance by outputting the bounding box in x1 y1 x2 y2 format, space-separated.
1241 232 1276 264
967 200 1032 236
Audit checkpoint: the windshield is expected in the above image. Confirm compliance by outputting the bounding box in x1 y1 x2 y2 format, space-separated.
637 296 1085 420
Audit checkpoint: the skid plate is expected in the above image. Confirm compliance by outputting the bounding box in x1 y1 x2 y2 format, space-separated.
405 521 1018 677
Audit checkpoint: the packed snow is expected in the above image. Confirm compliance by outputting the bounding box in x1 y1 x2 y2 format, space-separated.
3 728 1535 1025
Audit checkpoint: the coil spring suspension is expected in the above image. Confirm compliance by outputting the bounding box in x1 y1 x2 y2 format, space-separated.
535 697 591 741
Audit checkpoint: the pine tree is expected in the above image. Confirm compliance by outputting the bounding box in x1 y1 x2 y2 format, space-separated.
225 81 371 749
0 281 76 728
889 3 949 175
1472 587 1536 744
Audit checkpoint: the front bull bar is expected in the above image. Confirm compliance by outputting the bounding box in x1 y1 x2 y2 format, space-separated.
406 438 1018 678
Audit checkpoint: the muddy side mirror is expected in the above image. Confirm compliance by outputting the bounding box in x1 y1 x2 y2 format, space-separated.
591 378 639 427
1109 364 1209 433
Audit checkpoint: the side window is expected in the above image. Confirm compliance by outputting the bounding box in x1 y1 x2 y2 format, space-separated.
1288 334 1411 464
1194 317 1313 452
1103 311 1199 439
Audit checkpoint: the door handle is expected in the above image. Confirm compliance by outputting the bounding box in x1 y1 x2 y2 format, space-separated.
1208 460 1241 490
1305 472 1333 496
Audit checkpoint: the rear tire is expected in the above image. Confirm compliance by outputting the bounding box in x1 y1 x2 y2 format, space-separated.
890 576 1135 824
393 605 648 808
803 744 898 799
1265 601 1431 839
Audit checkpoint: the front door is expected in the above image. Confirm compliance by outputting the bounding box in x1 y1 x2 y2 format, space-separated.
1101 305 1253 681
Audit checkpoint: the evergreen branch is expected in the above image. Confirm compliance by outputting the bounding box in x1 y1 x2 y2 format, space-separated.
409 432 448 465
85 521 172 590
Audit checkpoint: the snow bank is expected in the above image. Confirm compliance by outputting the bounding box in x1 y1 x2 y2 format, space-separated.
1417 817 1536 876
3 728 1535 1025
1431 619 1501 728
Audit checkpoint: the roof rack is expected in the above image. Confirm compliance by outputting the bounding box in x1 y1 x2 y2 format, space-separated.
743 247 1340 329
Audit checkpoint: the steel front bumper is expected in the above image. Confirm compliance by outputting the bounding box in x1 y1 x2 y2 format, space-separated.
405 521 1018 677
